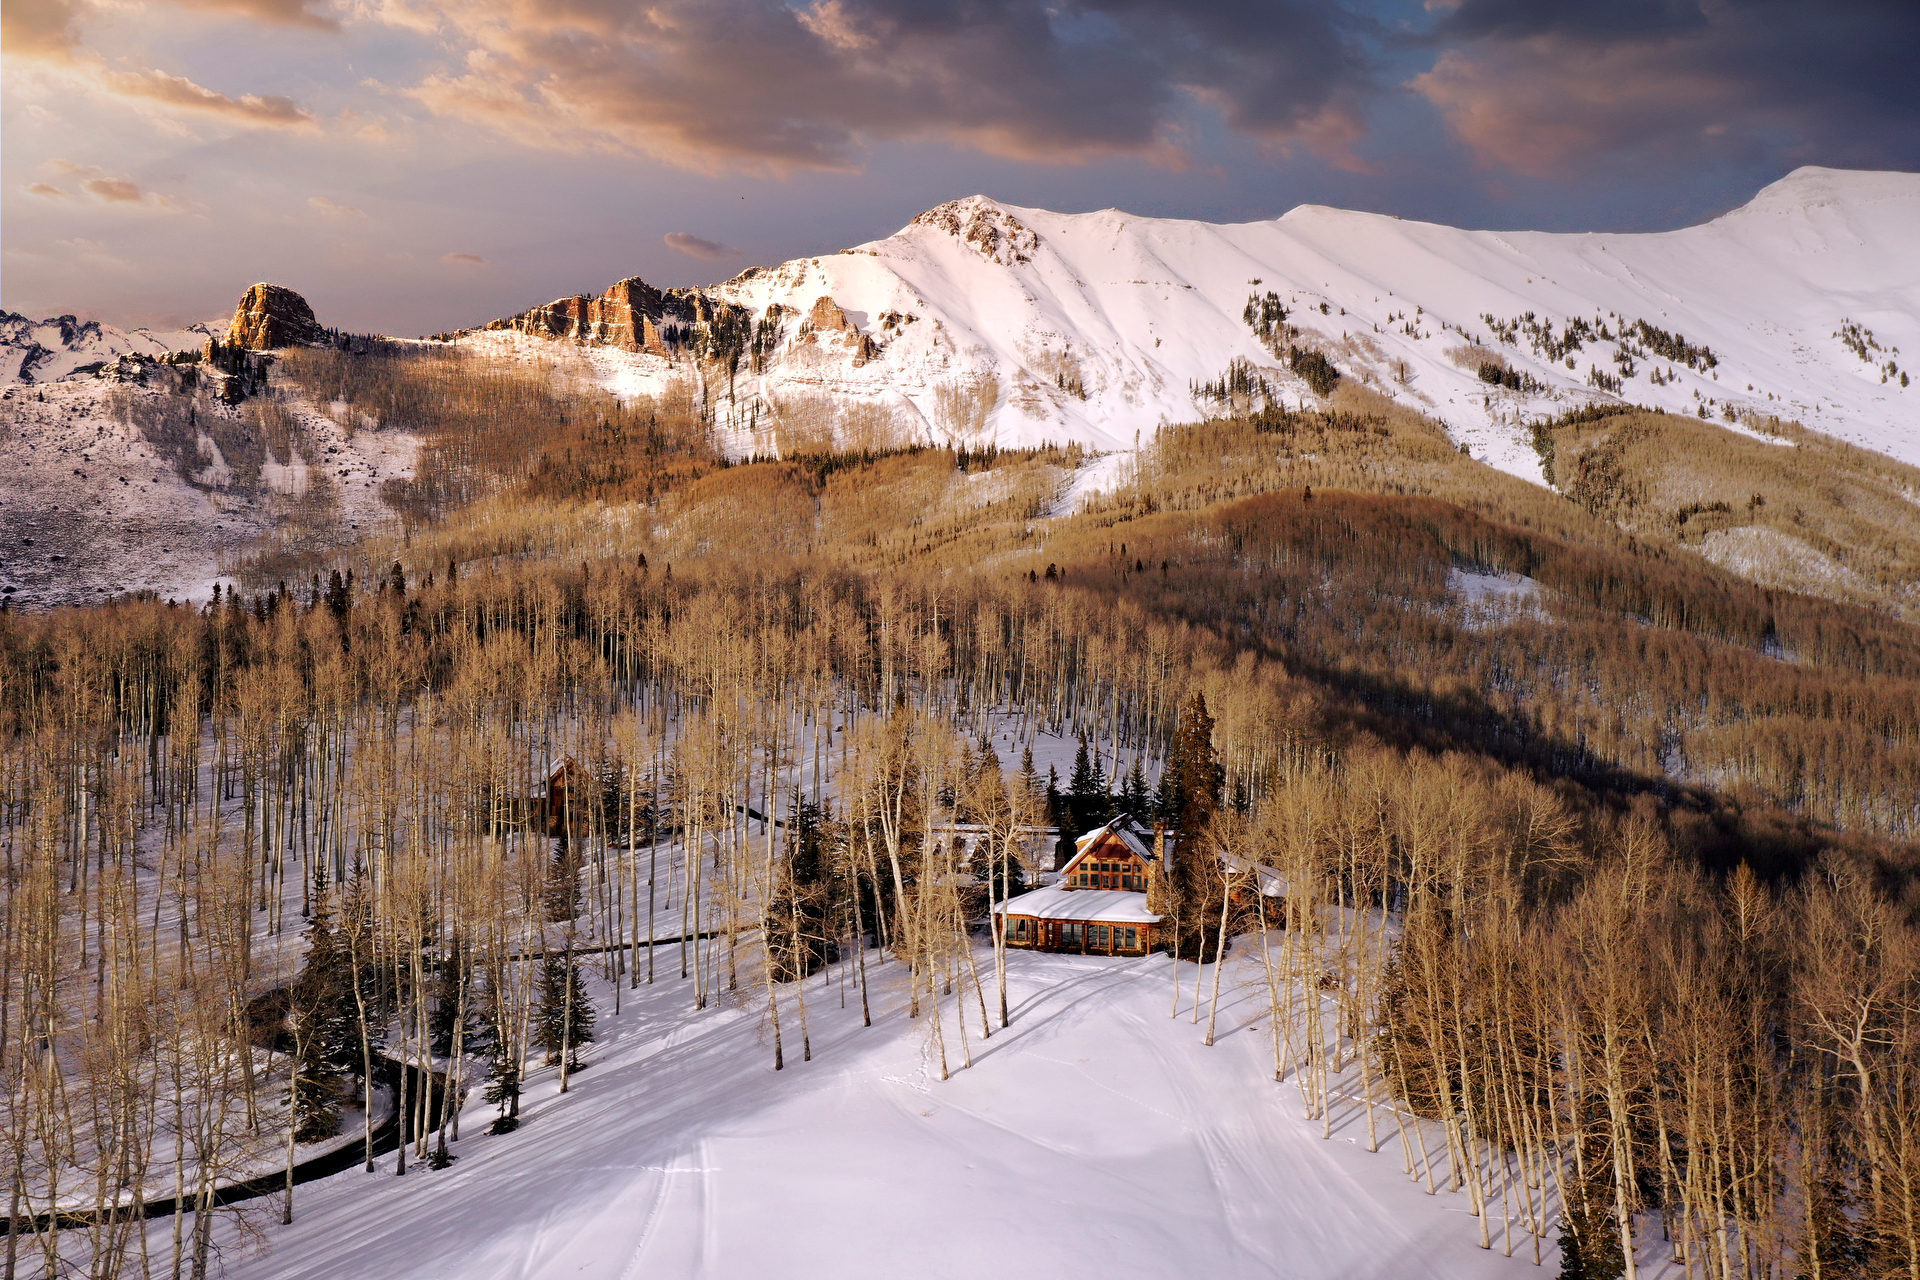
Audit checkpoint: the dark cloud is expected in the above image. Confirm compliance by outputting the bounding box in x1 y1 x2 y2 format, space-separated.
663 232 738 260
402 0 1376 172
1431 0 1708 41
442 252 488 266
1412 0 1920 176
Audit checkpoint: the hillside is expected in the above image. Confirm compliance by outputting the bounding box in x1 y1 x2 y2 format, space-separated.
470 167 1920 483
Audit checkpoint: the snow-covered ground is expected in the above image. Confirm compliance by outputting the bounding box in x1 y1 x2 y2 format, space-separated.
0 376 416 607
0 311 218 384
189 944 1576 1280
478 166 1920 486
1448 565 1551 630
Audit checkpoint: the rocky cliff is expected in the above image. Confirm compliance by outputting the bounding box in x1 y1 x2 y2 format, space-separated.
225 283 325 350
488 277 699 355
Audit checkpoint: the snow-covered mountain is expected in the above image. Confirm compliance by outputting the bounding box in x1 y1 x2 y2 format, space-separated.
1 311 217 384
471 166 1920 484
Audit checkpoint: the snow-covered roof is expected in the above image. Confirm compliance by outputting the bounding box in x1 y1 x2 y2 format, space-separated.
1222 853 1289 899
993 885 1161 924
1071 812 1157 862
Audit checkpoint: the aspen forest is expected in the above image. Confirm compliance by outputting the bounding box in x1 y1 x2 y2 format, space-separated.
4 344 1920 1280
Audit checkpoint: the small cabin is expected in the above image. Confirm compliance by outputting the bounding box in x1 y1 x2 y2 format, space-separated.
535 757 592 842
993 813 1168 956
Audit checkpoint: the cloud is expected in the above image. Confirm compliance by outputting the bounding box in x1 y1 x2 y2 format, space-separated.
100 67 313 126
394 0 1376 173
1410 0 1920 176
442 252 487 266
0 0 81 60
309 195 366 219
83 177 145 203
169 0 340 31
39 163 180 210
663 232 738 261
2 1 317 129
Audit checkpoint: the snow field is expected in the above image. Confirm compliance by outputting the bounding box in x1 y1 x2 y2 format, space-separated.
190 941 1587 1280
481 167 1920 491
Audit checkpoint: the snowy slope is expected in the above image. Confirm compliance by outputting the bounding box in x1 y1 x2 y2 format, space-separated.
0 376 417 607
0 311 217 383
476 167 1920 485
191 946 1598 1280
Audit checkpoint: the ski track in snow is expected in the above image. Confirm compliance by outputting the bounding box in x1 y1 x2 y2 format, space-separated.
186 945 1658 1280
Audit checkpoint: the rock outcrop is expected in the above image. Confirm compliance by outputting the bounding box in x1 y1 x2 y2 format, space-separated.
225 284 324 350
489 277 695 356
909 198 1039 266
803 296 879 366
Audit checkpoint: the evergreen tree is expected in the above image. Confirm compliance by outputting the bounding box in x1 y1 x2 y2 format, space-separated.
1120 759 1151 817
325 570 350 619
1067 735 1111 833
767 794 839 981
1017 743 1038 799
535 948 595 1071
289 870 352 1142
470 966 522 1134
1152 692 1225 956
544 842 583 923
1160 692 1222 838
1556 1186 1624 1280
428 937 474 1059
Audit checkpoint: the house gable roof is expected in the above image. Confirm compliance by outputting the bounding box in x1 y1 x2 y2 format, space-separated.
1064 812 1162 875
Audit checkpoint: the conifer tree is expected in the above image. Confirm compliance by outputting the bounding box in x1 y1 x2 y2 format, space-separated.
1153 692 1224 955
289 870 351 1142
535 947 595 1078
1067 735 1111 834
429 938 474 1058
544 843 583 923
1121 759 1151 817
768 794 837 981
472 966 521 1134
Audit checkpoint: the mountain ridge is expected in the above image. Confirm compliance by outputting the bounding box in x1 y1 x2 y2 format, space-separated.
458 166 1920 485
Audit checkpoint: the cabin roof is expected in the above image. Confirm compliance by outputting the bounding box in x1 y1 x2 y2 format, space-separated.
993 885 1161 924
1071 812 1158 862
1222 852 1290 899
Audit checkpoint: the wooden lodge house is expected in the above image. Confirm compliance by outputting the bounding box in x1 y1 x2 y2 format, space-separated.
534 756 593 842
993 813 1168 956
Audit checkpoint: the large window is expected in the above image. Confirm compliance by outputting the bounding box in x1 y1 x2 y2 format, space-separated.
1120 927 1138 950
1090 924 1109 950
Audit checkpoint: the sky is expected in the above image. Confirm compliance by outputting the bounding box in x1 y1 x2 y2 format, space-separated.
4 0 1919 335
